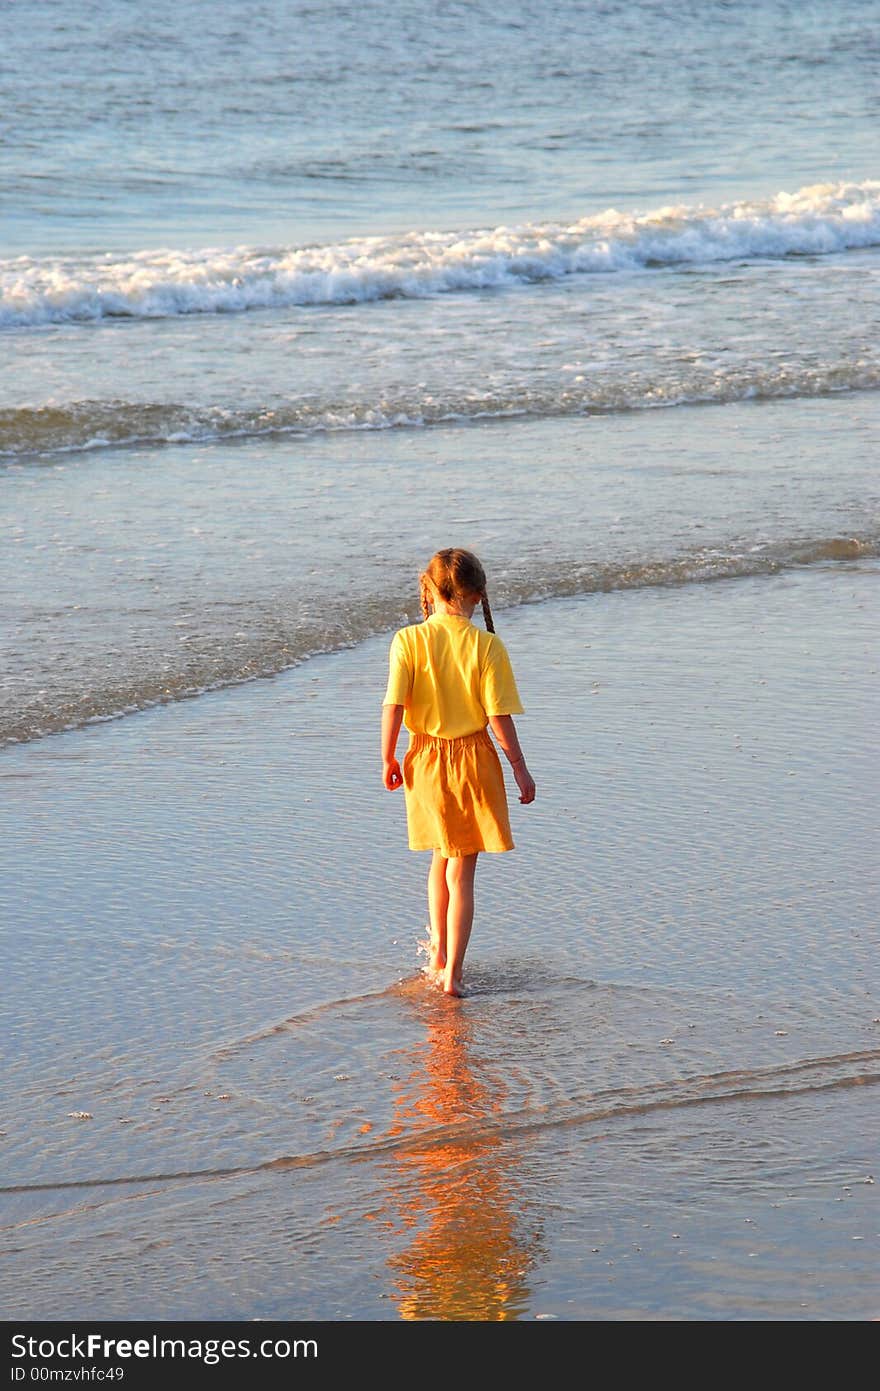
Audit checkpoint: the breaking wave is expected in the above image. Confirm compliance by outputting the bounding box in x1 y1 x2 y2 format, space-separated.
3 180 879 327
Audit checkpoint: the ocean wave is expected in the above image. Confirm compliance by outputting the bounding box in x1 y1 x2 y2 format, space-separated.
2 180 880 327
4 357 880 459
3 531 877 748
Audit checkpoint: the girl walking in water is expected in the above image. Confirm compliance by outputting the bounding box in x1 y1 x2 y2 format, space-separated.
382 548 535 997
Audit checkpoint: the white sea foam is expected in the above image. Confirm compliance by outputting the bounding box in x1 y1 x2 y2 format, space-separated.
3 181 879 327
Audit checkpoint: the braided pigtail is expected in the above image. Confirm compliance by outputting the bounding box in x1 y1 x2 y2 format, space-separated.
420 578 432 621
481 592 496 633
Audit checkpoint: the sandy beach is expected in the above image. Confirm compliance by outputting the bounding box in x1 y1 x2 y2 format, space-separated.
2 556 877 1320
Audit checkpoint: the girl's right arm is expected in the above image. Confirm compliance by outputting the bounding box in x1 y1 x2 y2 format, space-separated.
488 714 536 804
381 703 404 790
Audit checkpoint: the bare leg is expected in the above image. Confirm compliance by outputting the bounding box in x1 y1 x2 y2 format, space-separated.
443 853 478 997
427 851 449 973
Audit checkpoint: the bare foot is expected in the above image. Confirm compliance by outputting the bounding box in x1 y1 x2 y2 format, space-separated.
443 975 464 998
429 939 446 974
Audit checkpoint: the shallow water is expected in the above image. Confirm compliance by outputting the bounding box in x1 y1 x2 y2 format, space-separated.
3 393 878 744
2 563 877 1319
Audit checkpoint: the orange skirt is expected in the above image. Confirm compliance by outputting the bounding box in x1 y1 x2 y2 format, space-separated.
403 728 514 857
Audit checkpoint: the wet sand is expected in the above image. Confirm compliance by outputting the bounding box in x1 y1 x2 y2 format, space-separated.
1 558 878 1320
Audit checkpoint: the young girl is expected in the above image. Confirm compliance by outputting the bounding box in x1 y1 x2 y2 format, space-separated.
382 548 535 998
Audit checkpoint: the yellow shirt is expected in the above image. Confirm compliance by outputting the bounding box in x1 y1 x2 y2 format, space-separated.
383 613 524 738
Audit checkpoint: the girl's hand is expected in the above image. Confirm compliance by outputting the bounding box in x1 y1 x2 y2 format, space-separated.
514 762 536 805
384 758 404 791
381 706 404 789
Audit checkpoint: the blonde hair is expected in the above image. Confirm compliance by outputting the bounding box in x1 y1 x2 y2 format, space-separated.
419 548 496 632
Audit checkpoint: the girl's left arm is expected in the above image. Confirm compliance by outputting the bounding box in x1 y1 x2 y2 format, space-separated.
488 713 536 804
381 704 404 790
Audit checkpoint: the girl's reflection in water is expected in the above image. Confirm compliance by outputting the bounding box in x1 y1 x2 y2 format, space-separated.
384 986 543 1320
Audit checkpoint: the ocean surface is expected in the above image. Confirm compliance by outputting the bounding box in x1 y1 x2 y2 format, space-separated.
2 0 878 1320
3 0 879 746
